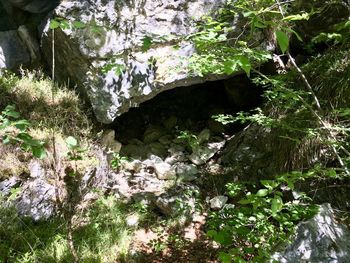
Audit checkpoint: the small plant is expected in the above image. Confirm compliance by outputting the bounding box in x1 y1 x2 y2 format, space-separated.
65 136 86 177
110 152 128 170
177 130 200 152
0 105 46 158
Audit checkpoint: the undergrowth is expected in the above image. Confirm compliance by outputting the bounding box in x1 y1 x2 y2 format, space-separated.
0 195 137 263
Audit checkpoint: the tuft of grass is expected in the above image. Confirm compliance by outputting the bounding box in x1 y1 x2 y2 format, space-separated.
0 70 93 139
0 195 138 263
0 70 98 179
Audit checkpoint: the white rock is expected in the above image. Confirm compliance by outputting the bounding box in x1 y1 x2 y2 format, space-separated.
101 130 122 153
122 160 143 173
154 162 177 180
210 196 228 210
189 141 225 165
271 203 350 262
126 214 139 227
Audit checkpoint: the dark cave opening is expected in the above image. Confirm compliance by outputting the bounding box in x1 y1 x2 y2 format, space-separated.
112 74 263 144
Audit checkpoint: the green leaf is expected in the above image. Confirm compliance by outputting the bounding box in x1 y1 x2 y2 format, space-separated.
14 119 30 131
72 21 86 29
141 36 153 52
59 20 70 30
271 196 283 216
238 198 251 205
214 230 232 246
3 135 11 144
206 230 217 238
65 136 78 148
218 252 232 263
276 30 289 54
49 19 60 29
4 105 20 118
260 180 279 190
237 56 251 77
32 147 47 159
223 60 238 75
256 189 269 197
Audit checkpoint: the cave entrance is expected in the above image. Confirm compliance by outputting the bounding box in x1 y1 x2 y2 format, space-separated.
112 74 262 144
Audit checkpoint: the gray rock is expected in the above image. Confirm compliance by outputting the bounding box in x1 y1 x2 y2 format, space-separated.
165 145 187 164
40 0 261 123
126 213 139 227
272 203 350 262
100 129 122 153
121 159 143 173
189 141 225 165
147 154 163 164
158 135 172 145
197 129 211 144
154 162 176 180
168 144 186 154
143 126 165 144
222 125 292 181
209 195 228 210
0 176 21 196
0 30 31 69
149 142 167 158
121 143 149 159
155 185 199 217
176 163 199 182
109 172 131 198
15 178 56 221
28 160 45 178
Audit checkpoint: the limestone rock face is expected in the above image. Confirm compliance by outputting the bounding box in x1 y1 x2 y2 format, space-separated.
272 204 350 262
40 0 229 123
0 30 31 69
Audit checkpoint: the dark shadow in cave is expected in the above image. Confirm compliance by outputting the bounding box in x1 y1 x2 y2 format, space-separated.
112 74 263 144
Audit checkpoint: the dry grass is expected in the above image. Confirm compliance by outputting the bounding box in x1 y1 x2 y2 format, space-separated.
0 70 94 139
0 70 97 179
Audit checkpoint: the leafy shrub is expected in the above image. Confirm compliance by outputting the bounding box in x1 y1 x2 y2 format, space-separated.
207 173 319 262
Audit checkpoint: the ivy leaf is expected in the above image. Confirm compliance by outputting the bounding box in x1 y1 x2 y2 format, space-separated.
271 196 283 216
276 30 289 54
49 19 60 29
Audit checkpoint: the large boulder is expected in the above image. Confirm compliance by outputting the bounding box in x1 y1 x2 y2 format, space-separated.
0 0 59 70
0 30 31 69
40 0 237 123
272 204 350 262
